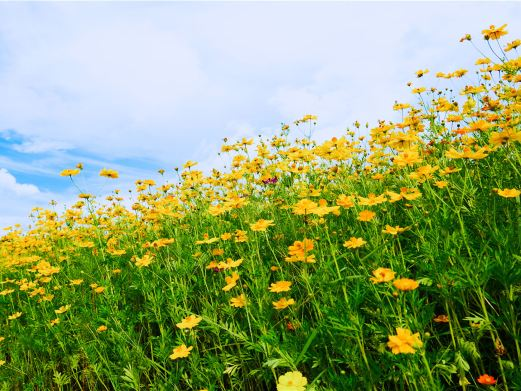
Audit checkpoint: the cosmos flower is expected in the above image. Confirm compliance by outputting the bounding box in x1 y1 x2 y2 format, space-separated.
272 298 295 310
176 315 203 330
169 344 193 360
387 328 423 354
393 278 420 291
277 370 308 391
269 281 292 293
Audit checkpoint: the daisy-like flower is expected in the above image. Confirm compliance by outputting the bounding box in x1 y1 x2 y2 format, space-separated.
277 370 308 391
292 199 318 215
477 374 497 385
176 315 203 330
135 254 154 268
357 210 376 222
55 304 71 314
433 314 450 323
343 237 366 249
497 188 520 198
8 312 22 320
250 219 275 232
50 318 60 327
382 225 408 236
387 328 423 354
370 268 396 284
230 294 247 308
272 297 295 310
97 325 108 333
393 278 420 291
482 24 508 40
60 169 80 177
169 344 193 360
269 281 292 293
222 272 240 291
99 168 119 178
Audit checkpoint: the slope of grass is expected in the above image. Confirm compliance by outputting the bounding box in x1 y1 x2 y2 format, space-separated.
0 25 520 390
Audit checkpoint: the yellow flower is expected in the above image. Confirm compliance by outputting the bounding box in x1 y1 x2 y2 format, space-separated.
415 69 429 78
336 194 355 208
50 318 60 326
135 254 154 268
277 370 308 391
292 199 318 215
169 344 193 360
343 237 366 249
370 268 396 284
0 360 5 366
69 279 83 286
285 239 316 263
250 219 275 232
482 24 508 40
393 278 420 291
8 312 22 320
272 297 295 310
97 325 108 333
183 160 198 169
176 315 202 330
94 286 105 294
230 294 247 308
434 181 448 189
55 304 71 314
357 210 376 222
99 168 119 179
222 272 240 291
387 328 423 354
60 168 80 177
497 188 521 198
505 39 520 51
269 281 292 293
382 225 408 236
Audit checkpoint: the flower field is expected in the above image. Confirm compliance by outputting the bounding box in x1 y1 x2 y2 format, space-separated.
0 25 520 390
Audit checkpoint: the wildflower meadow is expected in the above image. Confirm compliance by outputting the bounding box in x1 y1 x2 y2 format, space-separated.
0 24 520 390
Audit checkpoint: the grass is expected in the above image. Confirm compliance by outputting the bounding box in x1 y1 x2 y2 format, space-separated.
0 24 520 390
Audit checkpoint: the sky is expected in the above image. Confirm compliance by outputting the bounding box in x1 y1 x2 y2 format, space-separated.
0 2 520 229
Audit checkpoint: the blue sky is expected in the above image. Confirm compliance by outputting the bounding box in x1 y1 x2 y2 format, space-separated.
0 2 520 228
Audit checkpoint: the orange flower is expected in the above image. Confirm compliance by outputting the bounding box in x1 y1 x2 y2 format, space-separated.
497 188 520 198
269 281 292 293
99 168 119 178
357 210 376 222
222 272 240 291
482 24 508 40
370 268 396 284
169 344 193 360
382 225 408 236
393 278 419 291
477 374 496 385
387 328 423 354
250 219 275 232
60 168 80 177
272 297 295 310
343 237 366 249
176 315 203 330
230 294 247 308
433 314 449 323
97 325 108 333
292 199 318 215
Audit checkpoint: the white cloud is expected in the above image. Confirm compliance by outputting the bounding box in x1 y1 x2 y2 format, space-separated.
0 168 40 196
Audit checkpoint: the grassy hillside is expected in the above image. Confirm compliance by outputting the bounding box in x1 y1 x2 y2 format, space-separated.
1 24 520 390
